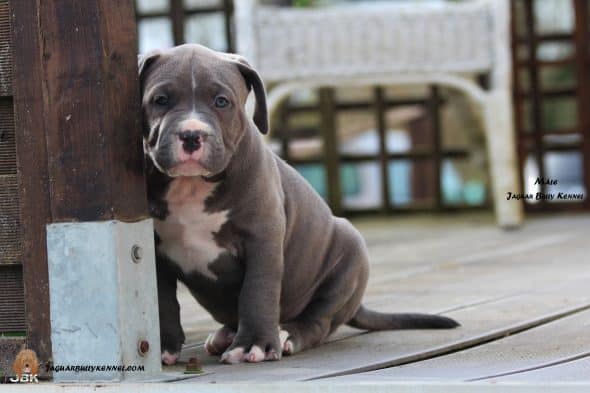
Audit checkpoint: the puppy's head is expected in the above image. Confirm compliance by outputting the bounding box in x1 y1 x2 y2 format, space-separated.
139 44 267 178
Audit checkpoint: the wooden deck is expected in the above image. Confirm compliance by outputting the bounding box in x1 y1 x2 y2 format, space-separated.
167 212 590 384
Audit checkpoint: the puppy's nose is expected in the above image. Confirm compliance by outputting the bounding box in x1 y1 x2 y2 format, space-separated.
179 130 203 153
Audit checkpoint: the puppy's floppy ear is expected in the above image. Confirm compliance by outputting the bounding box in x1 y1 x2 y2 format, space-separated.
138 50 161 94
224 54 268 135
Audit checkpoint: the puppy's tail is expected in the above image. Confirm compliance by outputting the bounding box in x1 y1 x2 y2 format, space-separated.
348 305 459 331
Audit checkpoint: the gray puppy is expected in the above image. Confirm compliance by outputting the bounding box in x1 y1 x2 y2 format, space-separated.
139 44 458 365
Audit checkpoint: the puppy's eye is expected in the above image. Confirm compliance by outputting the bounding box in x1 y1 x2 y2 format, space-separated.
214 95 230 108
154 94 169 106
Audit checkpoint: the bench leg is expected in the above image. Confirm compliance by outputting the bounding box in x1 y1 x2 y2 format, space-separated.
483 90 524 228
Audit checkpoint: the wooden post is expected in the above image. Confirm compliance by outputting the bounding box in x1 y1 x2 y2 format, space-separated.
11 0 159 381
509 1 527 214
573 0 590 210
428 86 443 210
523 0 546 202
11 0 53 370
374 87 391 213
170 0 185 45
319 88 342 215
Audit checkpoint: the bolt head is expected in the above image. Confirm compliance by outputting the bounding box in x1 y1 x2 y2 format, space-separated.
185 357 202 374
138 340 149 356
131 245 143 263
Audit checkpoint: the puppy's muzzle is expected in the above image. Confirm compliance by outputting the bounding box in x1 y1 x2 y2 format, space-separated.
179 130 205 153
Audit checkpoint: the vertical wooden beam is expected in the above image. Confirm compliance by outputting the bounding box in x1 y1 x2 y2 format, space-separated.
407 115 436 206
11 0 53 368
11 0 150 375
319 88 341 215
573 0 590 209
374 87 391 213
524 0 546 201
170 0 185 45
510 0 527 209
428 86 443 210
100 1 148 219
38 0 148 222
223 0 234 52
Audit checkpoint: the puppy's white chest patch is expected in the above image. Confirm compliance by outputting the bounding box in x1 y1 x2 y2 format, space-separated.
155 177 230 279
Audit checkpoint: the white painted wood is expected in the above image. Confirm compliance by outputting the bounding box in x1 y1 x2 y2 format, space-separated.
236 1 494 81
234 0 258 67
482 89 523 228
264 73 489 117
234 0 523 227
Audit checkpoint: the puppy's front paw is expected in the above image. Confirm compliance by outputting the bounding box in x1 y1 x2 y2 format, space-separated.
220 331 281 364
160 333 184 365
220 346 245 364
161 350 180 365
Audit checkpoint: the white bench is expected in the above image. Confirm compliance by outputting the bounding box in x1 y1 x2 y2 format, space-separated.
235 0 523 228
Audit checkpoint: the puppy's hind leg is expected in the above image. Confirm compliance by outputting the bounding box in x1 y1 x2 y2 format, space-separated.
281 235 369 355
205 325 236 355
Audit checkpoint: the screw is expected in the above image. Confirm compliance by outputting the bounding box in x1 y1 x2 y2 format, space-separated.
131 245 143 263
138 340 149 356
184 357 202 374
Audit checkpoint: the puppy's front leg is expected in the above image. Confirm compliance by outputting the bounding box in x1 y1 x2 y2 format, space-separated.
221 230 284 364
156 255 185 365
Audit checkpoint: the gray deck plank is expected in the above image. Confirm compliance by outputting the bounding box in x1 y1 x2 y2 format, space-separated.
170 214 590 382
324 308 590 382
179 281 590 382
486 356 590 382
177 214 589 346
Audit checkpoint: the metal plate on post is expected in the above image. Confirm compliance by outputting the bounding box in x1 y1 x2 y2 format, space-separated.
47 219 161 382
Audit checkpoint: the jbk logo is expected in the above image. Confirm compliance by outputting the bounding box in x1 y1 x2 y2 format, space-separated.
10 348 40 383
9 373 39 383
